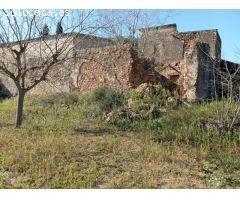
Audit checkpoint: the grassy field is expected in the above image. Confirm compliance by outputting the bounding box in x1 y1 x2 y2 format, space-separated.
0 89 240 188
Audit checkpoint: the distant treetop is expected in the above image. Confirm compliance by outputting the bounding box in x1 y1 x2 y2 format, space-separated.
56 22 63 35
42 24 49 36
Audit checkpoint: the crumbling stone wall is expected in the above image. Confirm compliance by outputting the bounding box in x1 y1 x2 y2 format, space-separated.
178 30 221 60
27 61 74 95
27 43 174 97
138 24 183 85
0 24 235 102
71 44 146 92
27 44 148 95
138 24 184 67
138 24 221 100
73 34 113 49
181 42 214 101
0 33 114 97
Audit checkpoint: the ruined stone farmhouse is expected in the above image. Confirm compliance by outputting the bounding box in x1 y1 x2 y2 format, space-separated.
0 23 239 101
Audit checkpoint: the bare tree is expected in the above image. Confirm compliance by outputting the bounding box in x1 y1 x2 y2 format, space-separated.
212 59 240 134
0 9 100 127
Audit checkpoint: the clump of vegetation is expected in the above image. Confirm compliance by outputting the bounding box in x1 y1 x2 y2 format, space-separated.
106 83 181 130
126 82 180 114
91 88 123 112
200 100 240 135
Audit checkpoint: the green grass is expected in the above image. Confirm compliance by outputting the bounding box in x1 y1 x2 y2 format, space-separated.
0 91 239 188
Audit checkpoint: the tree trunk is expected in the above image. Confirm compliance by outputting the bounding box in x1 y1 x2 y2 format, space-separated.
15 90 25 128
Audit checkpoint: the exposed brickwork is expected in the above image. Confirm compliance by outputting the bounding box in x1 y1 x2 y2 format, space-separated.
71 44 140 92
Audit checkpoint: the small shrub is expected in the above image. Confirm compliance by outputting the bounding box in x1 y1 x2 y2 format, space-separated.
203 175 225 188
202 162 218 174
205 100 240 134
225 176 240 187
91 88 123 112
